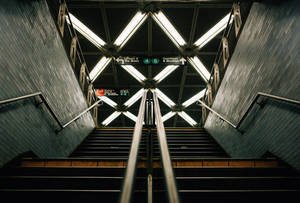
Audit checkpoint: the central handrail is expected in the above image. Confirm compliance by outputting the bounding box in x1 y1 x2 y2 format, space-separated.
119 90 147 203
198 92 300 132
153 90 180 203
0 92 102 133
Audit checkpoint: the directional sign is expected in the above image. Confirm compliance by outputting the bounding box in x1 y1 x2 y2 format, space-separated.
96 89 129 96
115 56 186 66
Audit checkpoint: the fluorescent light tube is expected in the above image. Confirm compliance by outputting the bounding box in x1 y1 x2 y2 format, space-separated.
124 89 145 107
178 111 197 126
194 13 232 49
155 89 176 108
90 56 112 82
114 11 148 49
67 13 106 49
123 111 138 122
121 65 146 83
154 65 179 83
151 11 186 48
187 56 210 82
98 96 118 108
102 111 121 126
162 111 176 122
182 89 206 108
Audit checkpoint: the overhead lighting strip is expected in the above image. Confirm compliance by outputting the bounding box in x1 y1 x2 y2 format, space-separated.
162 111 176 122
114 11 148 49
153 65 179 83
121 65 146 83
187 56 210 82
124 89 145 108
102 111 121 126
194 13 233 49
154 89 176 108
178 111 197 126
66 13 106 49
89 56 112 82
98 96 118 108
123 111 138 122
151 11 186 48
182 89 206 108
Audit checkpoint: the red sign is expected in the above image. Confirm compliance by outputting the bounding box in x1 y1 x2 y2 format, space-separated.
96 89 105 97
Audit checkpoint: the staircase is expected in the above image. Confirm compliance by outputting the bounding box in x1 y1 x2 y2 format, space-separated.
1 127 300 202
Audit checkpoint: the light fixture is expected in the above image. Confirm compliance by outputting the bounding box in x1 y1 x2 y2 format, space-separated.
153 65 179 83
182 89 206 108
187 56 210 82
121 65 146 83
162 111 176 122
114 11 148 49
155 89 176 108
66 13 106 49
102 111 121 126
98 96 118 108
194 13 232 49
178 111 197 126
124 89 145 107
89 56 112 82
123 111 138 122
151 11 186 48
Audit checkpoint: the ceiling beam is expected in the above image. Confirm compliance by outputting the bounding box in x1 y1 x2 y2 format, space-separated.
188 7 199 46
148 18 153 78
82 51 217 56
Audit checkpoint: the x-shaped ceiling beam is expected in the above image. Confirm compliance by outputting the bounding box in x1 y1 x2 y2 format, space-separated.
66 8 233 126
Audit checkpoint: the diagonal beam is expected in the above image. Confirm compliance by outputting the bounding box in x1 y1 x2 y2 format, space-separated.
188 7 199 46
147 17 153 78
173 66 187 126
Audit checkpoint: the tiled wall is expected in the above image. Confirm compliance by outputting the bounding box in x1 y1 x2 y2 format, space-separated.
0 0 95 166
205 1 300 170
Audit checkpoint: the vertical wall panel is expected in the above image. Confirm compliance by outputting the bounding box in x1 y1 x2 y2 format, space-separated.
0 0 94 166
205 1 300 170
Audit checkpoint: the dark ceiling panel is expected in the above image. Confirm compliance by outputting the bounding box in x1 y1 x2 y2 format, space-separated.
106 7 139 42
162 8 194 43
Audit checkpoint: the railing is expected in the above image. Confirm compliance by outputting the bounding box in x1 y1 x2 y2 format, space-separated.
197 92 300 133
119 91 147 203
0 92 102 133
201 2 252 124
53 1 99 116
153 91 180 203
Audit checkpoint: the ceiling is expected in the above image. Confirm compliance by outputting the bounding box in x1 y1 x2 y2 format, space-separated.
65 0 232 127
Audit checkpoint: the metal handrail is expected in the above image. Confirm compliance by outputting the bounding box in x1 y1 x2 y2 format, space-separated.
153 91 180 203
198 92 300 132
0 92 63 129
0 92 102 133
119 91 147 203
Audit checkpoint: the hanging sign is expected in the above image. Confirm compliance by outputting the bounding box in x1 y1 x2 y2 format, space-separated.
96 89 129 97
115 56 186 66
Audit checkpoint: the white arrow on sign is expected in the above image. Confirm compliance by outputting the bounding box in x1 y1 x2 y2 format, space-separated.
179 57 186 65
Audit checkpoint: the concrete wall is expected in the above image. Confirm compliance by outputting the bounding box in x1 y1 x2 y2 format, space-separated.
205 1 300 170
0 0 95 166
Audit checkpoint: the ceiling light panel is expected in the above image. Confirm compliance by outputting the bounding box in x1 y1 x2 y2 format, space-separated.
162 111 176 122
194 13 232 49
123 111 138 122
98 96 118 108
124 89 145 108
67 13 106 49
154 65 179 83
178 111 197 126
102 111 121 126
182 89 206 108
121 65 146 83
151 11 186 48
187 56 210 82
89 56 112 82
155 89 176 108
114 11 148 49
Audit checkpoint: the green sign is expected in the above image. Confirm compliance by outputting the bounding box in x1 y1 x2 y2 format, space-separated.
151 58 160 64
143 58 151 65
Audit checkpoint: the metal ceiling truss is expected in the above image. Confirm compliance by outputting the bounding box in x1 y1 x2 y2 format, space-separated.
66 4 234 126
